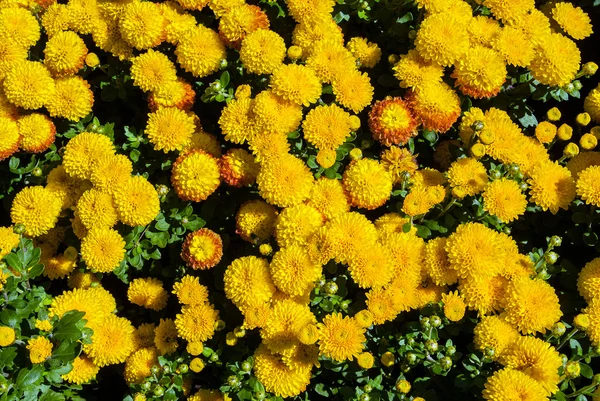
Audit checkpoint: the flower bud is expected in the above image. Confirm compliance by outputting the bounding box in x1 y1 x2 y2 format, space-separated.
227 375 240 388
85 53 100 68
388 54 399 64
440 356 452 369
357 352 374 369
565 361 581 378
395 379 411 394
420 317 431 330
550 236 562 247
544 251 558 265
156 184 169 196
225 332 238 346
381 351 395 367
552 322 566 337
359 394 370 401
425 340 438 353
472 120 485 132
591 126 600 139
153 386 164 397
546 107 561 122
317 149 337 169
31 167 43 177
564 83 575 93
178 364 189 374
363 384 373 393
259 243 272 256
215 320 226 331
574 313 590 330
241 361 252 372
577 112 591 127
557 124 573 141
479 130 494 144
470 143 486 159
430 315 441 328
582 62 598 76
580 133 598 150
563 142 579 157
349 148 363 161
446 346 456 356
287 46 302 61
573 80 583 91
349 115 361 131
13 224 25 234
234 84 251 99
490 170 502 180
234 327 246 338
406 353 418 364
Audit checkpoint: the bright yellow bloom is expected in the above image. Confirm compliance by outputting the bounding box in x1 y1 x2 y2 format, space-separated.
181 229 223 270
128 278 168 311
10 186 62 237
318 313 365 362
171 150 221 202
342 158 392 210
113 176 160 226
482 178 527 223
27 336 53 363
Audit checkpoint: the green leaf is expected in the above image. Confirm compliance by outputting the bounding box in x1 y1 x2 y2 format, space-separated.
580 363 593 379
315 384 329 397
220 71 230 87
155 219 170 231
39 390 65 401
0 347 17 368
54 311 85 341
0 309 17 327
5 253 22 271
52 340 78 362
16 365 44 390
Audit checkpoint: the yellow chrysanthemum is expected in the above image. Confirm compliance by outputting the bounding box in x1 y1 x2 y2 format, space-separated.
503 277 563 334
482 178 527 223
482 368 548 401
149 78 196 111
0 40 27 81
441 291 465 322
145 107 195 152
285 0 335 22
0 7 40 49
317 313 365 362
171 150 221 202
17 113 55 154
218 4 268 47
447 157 488 198
270 245 322 296
483 0 534 23
535 121 557 144
63 132 115 180
4 61 55 110
43 254 77 280
219 148 259 187
346 37 381 69
240 29 286 74
175 303 219 342
473 315 520 360
306 178 349 220
181 229 223 270
10 186 62 237
253 344 312 398
62 356 99 385
274 204 323 248
393 49 444 89
500 336 561 395
424 237 457 286
75 189 118 230
0 226 19 260
406 82 461 133
585 86 600 123
380 147 418 186
27 336 53 364
41 3 70 37
83 314 135 367
467 16 501 47
80 227 125 273
257 154 314 208
172 275 209 306
128 278 168 311
218 97 257 144
119 1 165 50
527 161 576 214
175 25 226 78
302 104 352 151
251 90 303 136
124 347 159 384
45 75 94 121
44 30 87 76
67 271 99 289
577 166 600 207
365 287 404 325
261 300 316 353
305 39 356 83
154 318 179 355
368 97 418 146
133 323 157 351
578 258 600 302
415 13 469 67
529 33 580 87
452 46 506 99
331 70 374 113
89 153 133 194
224 256 276 309
551 2 593 40
270 64 321 107
235 200 277 242
493 26 535 67
50 287 112 330
184 129 222 157
342 158 392 210
113 176 160 226
347 242 395 289
0 326 15 347
0 117 20 160
130 50 177 93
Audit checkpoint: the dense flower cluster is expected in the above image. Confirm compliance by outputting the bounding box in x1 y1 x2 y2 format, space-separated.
0 0 598 400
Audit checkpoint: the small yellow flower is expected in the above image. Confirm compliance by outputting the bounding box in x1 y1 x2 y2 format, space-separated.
186 342 203 356
357 352 374 369
349 115 361 131
35 320 53 331
27 336 53 363
225 332 238 346
580 133 598 150
316 149 337 169
396 379 411 394
564 143 580 157
258 243 273 256
470 143 486 158
574 313 590 329
85 53 100 68
287 45 302 60
582 62 598 76
381 351 395 367
558 124 573 140
349 148 363 160
547 107 561 122
0 326 15 346
577 112 592 127
190 358 205 372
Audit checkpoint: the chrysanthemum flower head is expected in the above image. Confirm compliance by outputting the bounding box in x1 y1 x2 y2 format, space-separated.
447 157 488 198
119 1 165 50
124 347 159 385
305 39 357 83
415 13 469 67
257 153 314 208
393 49 444 89
302 104 353 151
452 46 507 99
347 242 395 289
83 314 135 367
154 318 178 355
317 313 365 362
219 148 260 187
0 40 27 81
576 165 600 207
130 50 177 93
270 245 322 296
218 4 269 48
285 0 335 23
27 336 53 364
160 2 199 44
493 26 535 67
113 176 160 226
270 64 322 107
482 368 548 401
218 97 257 144
183 129 222 158
578 257 600 302
473 315 520 360
551 2 593 40
89 153 133 194
253 344 312 398
0 226 19 260
274 204 323 248
175 0 209 11
441 291 465 321
346 37 381 69
128 278 168 311
76 188 118 230
45 75 94 121
406 82 461 133
467 16 501 48
175 25 226 78
483 0 534 23
235 199 278 242
17 113 55 154
306 178 350 220
11 186 62 237
529 33 580 87
0 117 21 161
62 356 99 385
342 158 392 210
0 7 40 49
181 228 223 270
240 28 286 74
63 131 115 180
80 227 125 273
224 256 276 309
535 121 557 144
171 150 221 202
145 107 195 152
424 237 458 286
261 299 316 353
527 160 576 214
379 147 417 186
175 303 219 342
585 85 600 123
172 275 209 306
482 178 527 223
4 61 55 110
369 97 418 146
41 3 71 38
331 70 374 113
44 30 87 76
251 90 303 136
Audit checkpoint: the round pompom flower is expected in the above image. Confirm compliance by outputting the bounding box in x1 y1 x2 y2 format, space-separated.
83 315 135 367
27 337 52 364
148 79 196 111
90 154 133 195
535 121 557 144
224 256 276 309
302 104 353 150
347 243 395 289
393 49 444 89
473 315 520 360
529 33 580 87
578 258 600 302
172 275 209 306
43 30 87 76
0 226 19 260
446 157 488 198
318 313 365 362
270 245 322 296
482 179 527 223
130 50 177 93
153 318 178 355
527 161 576 214
576 166 600 207
10 186 62 237
145 108 195 152
175 303 219 342
81 227 125 273
128 278 168 311
235 200 278 242
424 238 458 286
441 291 465 322
3 61 55 110
0 40 27 81
342 158 392 210
274 204 324 248
305 39 356 83
0 327 15 347
124 347 159 385
45 76 94 121
218 97 257 144
17 113 56 153
76 189 118 230
381 147 418 186
240 29 286 74
119 1 165 50
219 148 260 187
253 344 312 398
175 0 209 11
406 82 461 133
175 25 226 78
270 64 321 106
62 356 99 385
181 228 223 270
331 70 374 113
551 2 593 40
0 117 21 160
483 0 534 23
503 277 563 334
171 150 221 202
261 299 316 353
62 131 115 180
493 26 534 67
306 177 350 220
285 0 335 23
251 90 303 136
415 14 469 67
346 37 381 68
482 368 548 401
452 46 507 99
0 7 40 49
218 4 269 48
113 176 160 226
584 85 600 123
368 97 417 146
257 154 314 208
